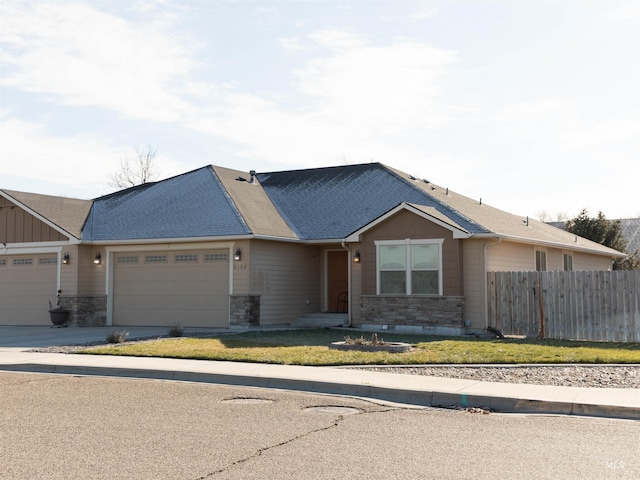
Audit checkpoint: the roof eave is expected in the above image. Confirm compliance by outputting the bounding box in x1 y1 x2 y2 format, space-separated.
345 202 471 242
472 233 627 258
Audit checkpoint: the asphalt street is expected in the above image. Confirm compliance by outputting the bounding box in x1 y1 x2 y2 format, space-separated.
1 372 638 480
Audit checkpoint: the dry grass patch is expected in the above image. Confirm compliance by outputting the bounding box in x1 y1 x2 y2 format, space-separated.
80 329 640 365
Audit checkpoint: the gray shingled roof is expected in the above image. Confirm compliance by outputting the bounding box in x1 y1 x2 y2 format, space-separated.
82 166 251 241
257 163 488 240
1 162 629 258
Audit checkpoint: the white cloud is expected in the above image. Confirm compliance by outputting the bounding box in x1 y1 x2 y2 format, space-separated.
0 1 201 122
307 29 367 50
0 112 187 198
278 36 304 51
408 4 438 22
182 30 459 169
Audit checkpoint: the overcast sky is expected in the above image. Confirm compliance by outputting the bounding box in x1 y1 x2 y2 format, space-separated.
1 0 638 220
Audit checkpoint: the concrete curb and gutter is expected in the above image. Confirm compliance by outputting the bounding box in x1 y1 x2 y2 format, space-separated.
1 352 639 420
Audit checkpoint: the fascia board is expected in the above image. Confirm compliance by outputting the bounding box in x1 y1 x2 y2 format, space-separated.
472 233 627 258
0 244 65 255
84 234 257 246
105 241 236 252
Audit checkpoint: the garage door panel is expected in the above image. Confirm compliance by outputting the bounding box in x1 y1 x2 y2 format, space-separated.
115 279 228 297
115 293 228 310
113 250 230 328
0 257 57 326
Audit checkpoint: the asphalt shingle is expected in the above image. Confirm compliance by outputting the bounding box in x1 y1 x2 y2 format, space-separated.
82 166 250 241
257 163 486 240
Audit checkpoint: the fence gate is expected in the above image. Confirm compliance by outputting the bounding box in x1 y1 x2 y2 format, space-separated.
488 271 640 342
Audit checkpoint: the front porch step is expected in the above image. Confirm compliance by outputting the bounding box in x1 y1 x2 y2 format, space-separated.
290 313 348 329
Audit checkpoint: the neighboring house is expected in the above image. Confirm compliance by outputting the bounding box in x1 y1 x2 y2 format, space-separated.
0 163 625 333
548 218 640 256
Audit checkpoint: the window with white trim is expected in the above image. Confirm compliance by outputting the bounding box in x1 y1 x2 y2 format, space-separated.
376 239 443 295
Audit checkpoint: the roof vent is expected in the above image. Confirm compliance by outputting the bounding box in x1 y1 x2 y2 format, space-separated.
249 170 256 184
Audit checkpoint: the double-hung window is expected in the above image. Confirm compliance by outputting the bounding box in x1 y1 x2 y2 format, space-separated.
563 253 573 271
376 239 443 295
535 250 547 271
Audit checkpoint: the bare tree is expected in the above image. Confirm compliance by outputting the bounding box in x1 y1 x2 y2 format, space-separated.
110 145 159 188
537 210 551 222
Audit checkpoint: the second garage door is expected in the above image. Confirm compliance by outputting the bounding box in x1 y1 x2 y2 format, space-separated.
112 250 230 327
0 254 58 325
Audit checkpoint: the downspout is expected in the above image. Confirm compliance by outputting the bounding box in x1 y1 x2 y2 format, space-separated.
483 238 502 330
341 240 353 327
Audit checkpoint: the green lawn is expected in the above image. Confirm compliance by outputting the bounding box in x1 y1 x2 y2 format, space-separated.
80 329 640 366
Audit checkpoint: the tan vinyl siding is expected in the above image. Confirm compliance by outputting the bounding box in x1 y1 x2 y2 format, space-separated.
573 252 613 271
486 240 613 272
57 245 107 297
59 245 78 296
77 246 106 296
462 239 486 329
250 240 321 325
350 244 363 324
232 240 251 295
486 241 535 271
0 198 66 243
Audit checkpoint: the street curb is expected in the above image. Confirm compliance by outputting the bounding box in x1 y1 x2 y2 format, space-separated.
2 362 639 420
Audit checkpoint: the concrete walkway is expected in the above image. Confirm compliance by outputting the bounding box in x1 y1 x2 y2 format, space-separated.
1 326 639 419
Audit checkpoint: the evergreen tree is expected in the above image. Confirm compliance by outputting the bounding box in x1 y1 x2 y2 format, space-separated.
566 209 639 270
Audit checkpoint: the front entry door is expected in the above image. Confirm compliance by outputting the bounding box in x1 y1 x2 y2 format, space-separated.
327 250 348 312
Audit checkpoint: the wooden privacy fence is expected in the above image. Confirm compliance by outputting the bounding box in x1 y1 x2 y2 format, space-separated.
488 271 640 342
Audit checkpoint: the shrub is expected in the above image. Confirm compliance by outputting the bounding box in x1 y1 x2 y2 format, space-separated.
167 323 184 337
343 333 386 346
106 330 129 344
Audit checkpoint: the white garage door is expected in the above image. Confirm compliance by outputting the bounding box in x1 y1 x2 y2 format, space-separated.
112 250 230 327
0 255 58 325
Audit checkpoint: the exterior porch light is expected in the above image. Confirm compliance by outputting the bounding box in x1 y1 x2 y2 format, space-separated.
353 250 361 263
234 248 242 261
93 252 102 265
62 252 70 264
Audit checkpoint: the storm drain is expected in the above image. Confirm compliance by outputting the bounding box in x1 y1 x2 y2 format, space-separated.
303 406 361 416
221 397 274 405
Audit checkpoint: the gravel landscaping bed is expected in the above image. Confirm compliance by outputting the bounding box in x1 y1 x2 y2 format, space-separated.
347 365 640 389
